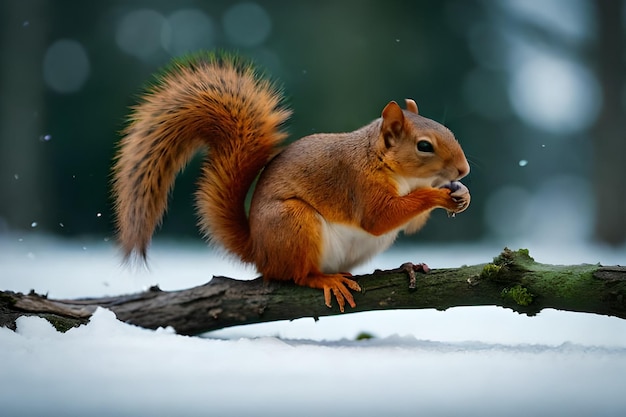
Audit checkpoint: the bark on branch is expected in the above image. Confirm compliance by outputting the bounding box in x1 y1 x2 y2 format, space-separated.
1 248 625 335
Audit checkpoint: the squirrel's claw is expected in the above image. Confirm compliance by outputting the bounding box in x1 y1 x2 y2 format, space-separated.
303 274 360 312
325 276 361 312
441 181 470 215
296 272 361 312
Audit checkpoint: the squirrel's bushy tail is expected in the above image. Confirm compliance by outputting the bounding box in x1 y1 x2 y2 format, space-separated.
112 53 291 262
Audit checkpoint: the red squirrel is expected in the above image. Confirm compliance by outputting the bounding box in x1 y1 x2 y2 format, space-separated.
112 53 470 311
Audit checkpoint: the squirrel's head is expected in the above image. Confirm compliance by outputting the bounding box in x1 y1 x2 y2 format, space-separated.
377 99 469 195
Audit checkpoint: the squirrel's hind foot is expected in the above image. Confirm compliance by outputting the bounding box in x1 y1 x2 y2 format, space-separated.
295 273 361 312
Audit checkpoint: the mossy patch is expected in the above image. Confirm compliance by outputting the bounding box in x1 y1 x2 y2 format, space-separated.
43 315 85 333
480 263 502 280
355 331 375 341
493 248 534 271
502 285 534 306
0 291 17 306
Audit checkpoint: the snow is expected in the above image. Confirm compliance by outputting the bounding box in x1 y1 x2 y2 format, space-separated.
1 236 626 416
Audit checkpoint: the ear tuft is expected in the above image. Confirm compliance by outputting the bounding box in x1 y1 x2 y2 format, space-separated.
405 99 419 114
381 101 405 147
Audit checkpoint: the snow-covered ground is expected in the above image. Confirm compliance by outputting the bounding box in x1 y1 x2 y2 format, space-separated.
1 235 626 417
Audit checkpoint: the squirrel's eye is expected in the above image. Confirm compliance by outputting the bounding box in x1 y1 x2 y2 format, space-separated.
417 140 434 153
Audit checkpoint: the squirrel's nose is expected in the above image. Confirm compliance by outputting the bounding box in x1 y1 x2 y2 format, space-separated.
457 158 470 180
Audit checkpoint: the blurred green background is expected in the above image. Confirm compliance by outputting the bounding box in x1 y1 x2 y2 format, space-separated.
1 0 624 248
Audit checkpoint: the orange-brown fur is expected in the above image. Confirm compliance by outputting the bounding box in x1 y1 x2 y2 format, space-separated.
112 53 470 311
113 55 290 261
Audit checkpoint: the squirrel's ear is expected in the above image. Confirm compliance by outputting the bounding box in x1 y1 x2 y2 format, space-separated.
405 99 419 114
381 101 405 147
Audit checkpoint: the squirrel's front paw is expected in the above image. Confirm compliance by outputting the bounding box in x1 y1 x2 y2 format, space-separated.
440 181 470 216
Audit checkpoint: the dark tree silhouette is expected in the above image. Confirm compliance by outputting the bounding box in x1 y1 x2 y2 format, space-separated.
592 0 626 246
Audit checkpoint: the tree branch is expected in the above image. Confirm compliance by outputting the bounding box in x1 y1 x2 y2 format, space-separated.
1 248 625 335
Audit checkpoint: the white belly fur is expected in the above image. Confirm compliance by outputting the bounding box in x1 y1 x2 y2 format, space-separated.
319 220 398 273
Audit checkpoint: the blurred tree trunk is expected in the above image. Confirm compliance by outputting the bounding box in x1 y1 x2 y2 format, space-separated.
0 0 49 232
592 0 626 246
